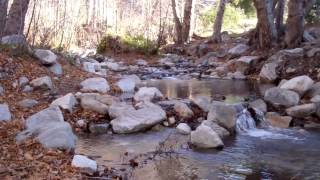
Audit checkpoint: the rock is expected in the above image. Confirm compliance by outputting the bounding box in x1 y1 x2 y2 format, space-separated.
279 75 314 96
71 155 97 173
207 103 237 132
82 62 96 73
80 77 110 93
89 123 109 134
51 93 77 113
176 123 191 135
22 85 33 93
34 49 57 65
192 96 211 112
78 93 119 106
76 119 87 128
235 56 259 74
174 102 194 119
231 71 246 80
80 97 108 115
190 125 224 149
18 76 29 87
134 87 163 102
108 102 135 119
0 84 4 95
306 82 320 98
202 120 230 138
116 76 138 92
286 104 316 118
0 104 11 121
30 76 53 90
264 87 300 107
311 95 320 103
48 63 63 76
249 99 267 114
136 59 148 66
266 112 292 128
281 48 304 58
101 62 120 71
168 117 176 125
111 102 166 134
278 79 288 87
259 62 278 82
303 31 315 42
306 48 320 58
1 35 27 46
18 99 39 108
228 44 249 57
16 106 76 150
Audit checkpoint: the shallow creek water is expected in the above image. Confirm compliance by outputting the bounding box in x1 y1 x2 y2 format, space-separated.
76 79 320 179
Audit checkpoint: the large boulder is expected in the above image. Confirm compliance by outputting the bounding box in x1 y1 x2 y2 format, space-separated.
190 125 224 149
228 44 249 57
16 106 76 150
80 77 110 93
76 93 119 106
235 56 259 74
134 87 163 102
191 96 211 112
201 120 230 138
48 63 63 76
51 93 77 113
80 97 108 115
264 87 300 107
30 76 53 90
249 99 267 114
279 75 314 96
0 104 11 121
1 35 26 46
306 82 320 98
174 102 194 119
207 103 237 132
266 112 292 128
285 103 316 118
108 102 136 119
111 102 166 134
176 123 192 135
259 62 278 82
34 49 57 65
116 75 141 92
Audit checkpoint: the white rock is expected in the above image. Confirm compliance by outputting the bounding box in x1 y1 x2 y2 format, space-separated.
201 120 230 138
51 93 77 112
280 75 314 96
30 76 53 90
116 77 136 92
0 104 11 121
80 77 110 93
134 87 163 102
176 123 191 135
72 155 97 173
190 125 224 149
174 102 194 119
34 49 57 65
111 102 166 133
264 87 300 107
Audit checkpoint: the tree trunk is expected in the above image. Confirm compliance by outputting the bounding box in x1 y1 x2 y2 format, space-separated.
212 0 227 43
253 0 277 49
182 0 195 42
4 0 30 36
285 0 305 48
171 0 183 44
0 0 9 37
274 0 286 37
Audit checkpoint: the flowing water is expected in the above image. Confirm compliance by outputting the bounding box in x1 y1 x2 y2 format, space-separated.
76 79 320 179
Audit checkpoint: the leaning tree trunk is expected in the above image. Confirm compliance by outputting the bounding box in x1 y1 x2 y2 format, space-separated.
212 0 227 43
285 0 305 48
253 0 277 49
171 0 183 44
182 0 195 42
3 0 30 36
0 0 9 37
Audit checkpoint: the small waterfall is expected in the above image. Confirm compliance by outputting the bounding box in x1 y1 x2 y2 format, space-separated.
236 108 257 133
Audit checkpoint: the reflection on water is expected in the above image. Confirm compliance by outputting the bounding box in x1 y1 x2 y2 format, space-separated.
141 79 257 101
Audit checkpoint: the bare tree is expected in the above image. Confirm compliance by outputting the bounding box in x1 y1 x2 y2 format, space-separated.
274 0 286 36
211 0 227 43
0 0 9 37
4 0 31 36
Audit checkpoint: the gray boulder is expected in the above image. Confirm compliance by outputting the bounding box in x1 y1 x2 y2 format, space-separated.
249 99 267 114
18 76 29 87
259 62 278 82
235 56 259 74
16 106 76 150
176 123 191 135
111 102 166 134
48 63 63 76
134 87 163 102
228 44 249 57
18 99 39 108
190 125 224 149
207 103 237 132
1 35 26 46
72 155 97 173
51 93 77 112
108 102 136 119
116 75 141 92
80 97 108 115
306 82 320 98
266 112 292 128
202 120 230 138
22 85 33 93
286 103 316 118
191 96 211 112
264 87 300 107
0 104 11 121
30 76 53 90
80 77 110 93
34 49 57 65
279 75 314 96
174 102 194 119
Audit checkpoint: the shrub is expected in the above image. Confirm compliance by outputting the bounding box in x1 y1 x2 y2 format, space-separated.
305 0 320 24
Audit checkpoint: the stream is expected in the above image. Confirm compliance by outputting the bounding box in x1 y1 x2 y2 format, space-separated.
76 79 320 179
